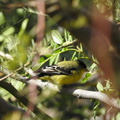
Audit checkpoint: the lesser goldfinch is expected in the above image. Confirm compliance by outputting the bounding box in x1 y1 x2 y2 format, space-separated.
35 60 88 85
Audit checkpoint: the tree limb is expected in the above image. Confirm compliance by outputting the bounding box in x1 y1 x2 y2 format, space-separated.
0 66 119 110
62 87 120 109
0 81 53 120
0 98 24 119
28 79 120 109
0 65 119 110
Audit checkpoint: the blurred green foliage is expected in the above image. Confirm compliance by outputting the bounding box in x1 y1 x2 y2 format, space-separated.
0 0 120 120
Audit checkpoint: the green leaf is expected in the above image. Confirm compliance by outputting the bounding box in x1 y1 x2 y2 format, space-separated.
52 30 63 44
81 73 92 83
96 82 104 92
3 27 15 36
90 63 96 69
0 12 6 25
0 35 4 42
116 112 120 120
80 43 83 52
71 51 76 60
18 18 29 37
106 80 110 90
49 55 57 65
54 54 60 64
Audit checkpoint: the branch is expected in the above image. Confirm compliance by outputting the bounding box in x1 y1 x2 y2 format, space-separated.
28 79 120 109
0 65 29 82
62 87 120 109
0 98 24 118
0 81 53 120
0 65 119 109
0 64 120 109
0 63 119 109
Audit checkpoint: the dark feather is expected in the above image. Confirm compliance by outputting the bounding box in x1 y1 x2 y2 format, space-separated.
36 60 87 77
37 65 72 77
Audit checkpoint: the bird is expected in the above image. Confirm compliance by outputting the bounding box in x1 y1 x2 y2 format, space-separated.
34 60 88 85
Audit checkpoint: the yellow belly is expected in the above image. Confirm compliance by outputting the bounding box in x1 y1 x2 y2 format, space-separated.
49 70 85 85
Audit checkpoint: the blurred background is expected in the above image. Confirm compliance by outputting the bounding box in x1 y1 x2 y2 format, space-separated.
0 0 120 120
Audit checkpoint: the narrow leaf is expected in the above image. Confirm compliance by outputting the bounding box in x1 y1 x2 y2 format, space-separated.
52 30 63 44
96 82 104 92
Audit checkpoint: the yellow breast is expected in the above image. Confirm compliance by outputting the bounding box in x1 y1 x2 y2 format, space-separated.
50 70 86 85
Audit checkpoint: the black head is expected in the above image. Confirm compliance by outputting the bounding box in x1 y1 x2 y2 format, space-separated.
77 60 87 70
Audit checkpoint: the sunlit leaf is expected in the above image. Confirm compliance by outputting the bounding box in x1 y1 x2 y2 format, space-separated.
52 30 63 44
49 55 57 65
116 112 120 120
80 43 83 52
81 73 92 83
3 27 15 36
18 18 29 37
55 54 60 64
90 63 97 72
0 35 4 42
0 12 6 25
71 51 76 60
96 82 104 92
106 80 110 90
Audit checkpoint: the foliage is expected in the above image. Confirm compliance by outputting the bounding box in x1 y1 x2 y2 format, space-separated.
0 0 120 120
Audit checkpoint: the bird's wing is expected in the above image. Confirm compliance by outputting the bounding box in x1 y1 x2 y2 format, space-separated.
38 64 72 77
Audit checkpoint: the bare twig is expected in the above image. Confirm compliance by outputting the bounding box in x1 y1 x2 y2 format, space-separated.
0 63 30 82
